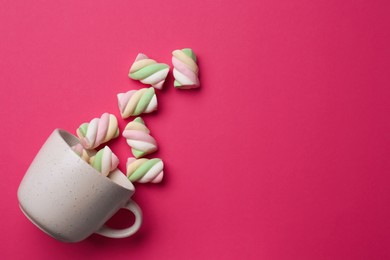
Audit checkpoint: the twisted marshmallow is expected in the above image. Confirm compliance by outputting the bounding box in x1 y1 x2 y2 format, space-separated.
122 117 157 158
129 53 170 90
76 113 119 149
126 157 164 183
172 48 200 89
71 143 93 162
89 146 119 176
117 87 157 119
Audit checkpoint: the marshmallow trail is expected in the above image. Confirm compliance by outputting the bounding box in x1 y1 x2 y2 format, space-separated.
89 146 119 176
126 157 164 183
117 87 157 119
122 117 158 158
172 48 200 89
129 53 170 90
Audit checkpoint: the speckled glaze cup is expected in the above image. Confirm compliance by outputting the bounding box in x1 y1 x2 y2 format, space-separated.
17 129 142 242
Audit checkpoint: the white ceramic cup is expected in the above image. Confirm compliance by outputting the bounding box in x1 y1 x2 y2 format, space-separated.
17 129 142 242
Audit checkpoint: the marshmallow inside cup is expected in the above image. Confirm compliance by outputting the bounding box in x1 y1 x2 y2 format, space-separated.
65 129 134 191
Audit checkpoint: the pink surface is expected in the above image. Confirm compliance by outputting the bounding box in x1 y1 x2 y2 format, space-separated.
1 0 390 259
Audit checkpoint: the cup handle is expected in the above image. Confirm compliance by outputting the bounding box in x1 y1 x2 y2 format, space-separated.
95 200 142 238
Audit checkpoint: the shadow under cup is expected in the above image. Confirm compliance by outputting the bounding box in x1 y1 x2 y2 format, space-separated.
17 129 141 242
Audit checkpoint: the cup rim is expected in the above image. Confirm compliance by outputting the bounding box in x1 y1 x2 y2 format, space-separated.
54 128 135 192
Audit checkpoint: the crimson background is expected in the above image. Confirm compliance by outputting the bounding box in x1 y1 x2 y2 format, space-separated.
1 0 389 259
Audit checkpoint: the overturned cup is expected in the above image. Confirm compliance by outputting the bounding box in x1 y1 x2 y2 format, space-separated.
17 129 142 242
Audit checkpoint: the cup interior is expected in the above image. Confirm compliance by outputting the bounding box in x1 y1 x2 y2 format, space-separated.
57 129 134 192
